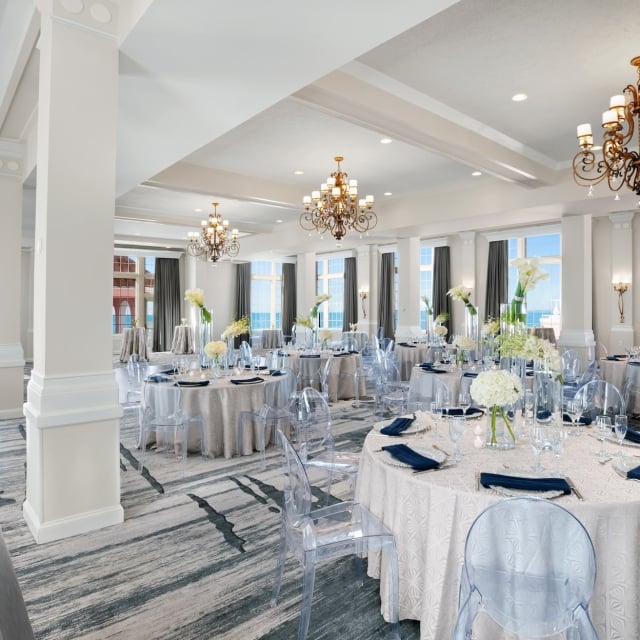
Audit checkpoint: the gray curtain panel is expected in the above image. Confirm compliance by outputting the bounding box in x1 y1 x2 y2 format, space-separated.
234 262 252 346
485 240 508 321
342 257 357 330
152 258 181 352
378 252 395 339
432 246 451 328
282 262 296 342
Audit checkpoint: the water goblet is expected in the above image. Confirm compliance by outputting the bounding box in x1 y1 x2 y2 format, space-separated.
549 425 565 474
430 401 441 440
531 424 545 472
614 415 628 457
565 398 582 436
458 391 470 416
449 417 465 462
595 416 611 458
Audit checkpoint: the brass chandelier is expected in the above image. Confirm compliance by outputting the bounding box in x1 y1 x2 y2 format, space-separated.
573 56 640 196
187 202 240 263
301 156 376 241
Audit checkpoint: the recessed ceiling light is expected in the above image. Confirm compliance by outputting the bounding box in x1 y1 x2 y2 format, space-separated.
293 170 304 175
471 171 482 177
511 93 528 102
380 138 393 144
276 219 283 223
194 208 202 212
384 191 393 196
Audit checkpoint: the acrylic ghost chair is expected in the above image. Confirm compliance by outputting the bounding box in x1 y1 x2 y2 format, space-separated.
138 380 207 476
295 386 360 502
452 496 599 640
572 379 624 424
271 429 401 640
237 367 298 468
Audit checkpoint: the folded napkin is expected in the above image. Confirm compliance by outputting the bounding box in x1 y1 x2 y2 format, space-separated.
244 365 268 370
624 429 640 444
628 361 640 367
269 370 285 376
380 416 415 436
230 377 264 385
420 366 447 373
176 379 209 387
626 465 640 480
147 374 172 383
536 409 552 421
606 355 627 361
160 368 178 375
420 362 434 367
300 354 320 358
333 352 350 357
462 372 478 378
525 370 534 376
562 413 592 425
480 472 571 494
398 342 416 348
444 407 483 417
382 444 440 471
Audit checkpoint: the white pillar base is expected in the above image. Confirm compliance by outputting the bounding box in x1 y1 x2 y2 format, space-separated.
0 342 25 418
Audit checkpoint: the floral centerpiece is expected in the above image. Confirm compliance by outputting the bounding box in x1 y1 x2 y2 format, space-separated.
453 335 476 365
222 316 250 340
319 329 333 350
295 294 331 340
506 257 549 324
470 369 522 446
185 288 211 323
204 340 227 367
499 333 561 373
349 322 358 332
482 318 500 339
421 295 433 316
433 323 448 338
447 285 477 315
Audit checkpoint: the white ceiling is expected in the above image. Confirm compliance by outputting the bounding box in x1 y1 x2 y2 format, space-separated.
3 0 640 259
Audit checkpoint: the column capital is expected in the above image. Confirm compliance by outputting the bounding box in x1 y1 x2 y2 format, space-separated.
459 230 476 244
37 0 119 40
608 211 635 228
0 139 24 179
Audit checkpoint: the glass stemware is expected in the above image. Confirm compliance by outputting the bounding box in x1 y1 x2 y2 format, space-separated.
430 400 441 440
614 415 628 457
549 425 565 474
531 424 545 472
449 417 465 462
459 391 470 415
565 398 582 436
595 416 611 458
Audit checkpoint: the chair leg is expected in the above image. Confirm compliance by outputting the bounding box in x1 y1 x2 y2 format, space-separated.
271 520 288 607
298 559 316 640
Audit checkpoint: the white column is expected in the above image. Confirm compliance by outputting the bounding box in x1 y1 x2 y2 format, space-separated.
608 212 634 353
368 244 380 336
0 139 26 418
557 215 596 363
396 237 421 339
24 1 123 543
356 245 373 335
452 232 477 335
296 252 317 316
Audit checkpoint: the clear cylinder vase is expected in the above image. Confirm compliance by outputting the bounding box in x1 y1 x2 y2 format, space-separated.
464 306 480 362
198 308 213 369
485 406 516 450
425 313 434 343
225 336 236 370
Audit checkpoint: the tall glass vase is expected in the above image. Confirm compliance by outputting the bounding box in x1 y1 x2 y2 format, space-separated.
464 306 480 362
198 308 213 369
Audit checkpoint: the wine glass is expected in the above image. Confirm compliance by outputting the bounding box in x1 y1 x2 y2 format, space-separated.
549 425 565 474
449 417 465 462
430 400 441 440
595 416 611 458
614 415 628 457
459 391 470 417
531 424 545 472
565 398 582 436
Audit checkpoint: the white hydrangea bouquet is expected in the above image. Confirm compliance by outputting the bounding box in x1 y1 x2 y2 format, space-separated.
204 340 227 366
453 335 476 365
470 369 522 445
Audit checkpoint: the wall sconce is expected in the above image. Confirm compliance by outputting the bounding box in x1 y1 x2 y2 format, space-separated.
613 282 630 323
359 288 368 318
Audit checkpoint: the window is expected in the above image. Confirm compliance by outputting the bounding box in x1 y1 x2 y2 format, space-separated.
250 261 282 329
419 246 434 329
508 232 561 327
112 255 156 334
316 257 344 329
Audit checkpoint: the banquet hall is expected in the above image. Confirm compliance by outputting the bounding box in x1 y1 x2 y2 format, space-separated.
1 1 640 639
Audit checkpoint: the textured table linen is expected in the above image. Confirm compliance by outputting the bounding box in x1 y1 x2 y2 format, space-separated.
261 329 284 349
396 344 444 380
174 374 289 459
170 325 195 354
119 327 147 363
357 422 640 640
286 351 365 401
341 331 369 351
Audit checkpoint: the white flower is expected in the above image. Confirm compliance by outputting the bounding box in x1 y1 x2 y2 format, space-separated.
184 288 205 308
433 324 448 337
204 340 227 359
470 370 522 408
453 335 476 351
511 257 550 295
447 285 472 302
482 319 500 337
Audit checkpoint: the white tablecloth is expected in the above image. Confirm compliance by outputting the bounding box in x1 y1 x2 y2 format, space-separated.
396 344 444 380
119 327 147 363
341 331 369 351
357 420 640 640
261 329 284 349
171 325 195 354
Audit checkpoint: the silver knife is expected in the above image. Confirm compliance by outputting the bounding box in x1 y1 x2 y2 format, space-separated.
565 476 584 500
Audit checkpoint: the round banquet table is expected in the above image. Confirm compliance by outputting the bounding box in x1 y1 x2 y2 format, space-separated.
170 325 195 354
395 344 445 380
261 328 284 349
356 417 640 640
144 372 290 459
119 327 147 363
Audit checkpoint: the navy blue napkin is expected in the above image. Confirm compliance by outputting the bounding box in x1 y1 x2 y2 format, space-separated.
606 355 626 361
176 379 209 387
624 429 640 444
380 416 415 436
269 370 284 376
536 410 552 421
562 413 592 425
382 444 440 471
398 342 416 348
300 354 320 358
147 374 172 383
333 352 350 357
230 377 264 385
420 366 447 373
462 372 478 378
420 362 434 367
526 370 534 376
627 465 640 480
445 407 483 417
629 361 640 367
480 472 571 494
160 368 178 375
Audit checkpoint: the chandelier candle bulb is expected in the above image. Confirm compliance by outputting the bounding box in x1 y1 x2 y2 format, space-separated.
602 109 618 127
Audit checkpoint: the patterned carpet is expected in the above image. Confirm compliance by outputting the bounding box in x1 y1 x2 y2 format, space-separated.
0 395 421 640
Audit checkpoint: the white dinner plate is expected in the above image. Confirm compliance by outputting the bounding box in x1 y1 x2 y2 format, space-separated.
380 445 447 468
481 469 566 500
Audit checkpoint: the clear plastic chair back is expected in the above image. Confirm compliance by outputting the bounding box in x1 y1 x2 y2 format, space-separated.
453 497 599 639
573 379 624 422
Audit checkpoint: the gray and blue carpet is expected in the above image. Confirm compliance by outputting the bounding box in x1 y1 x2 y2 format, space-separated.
0 399 420 640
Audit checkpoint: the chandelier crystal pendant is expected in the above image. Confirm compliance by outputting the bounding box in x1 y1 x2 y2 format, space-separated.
187 202 240 262
300 156 377 241
572 56 640 195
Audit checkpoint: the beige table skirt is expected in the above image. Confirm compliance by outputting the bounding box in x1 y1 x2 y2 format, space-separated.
119 327 147 363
